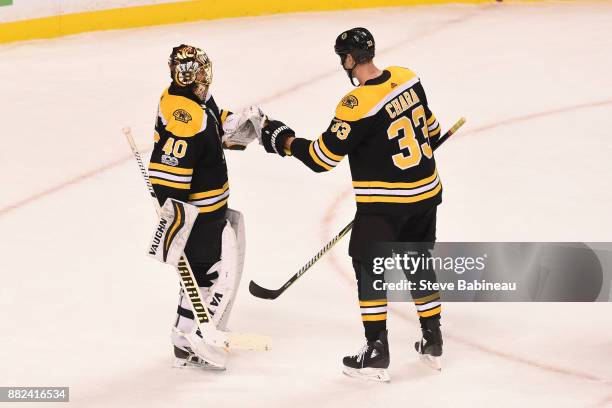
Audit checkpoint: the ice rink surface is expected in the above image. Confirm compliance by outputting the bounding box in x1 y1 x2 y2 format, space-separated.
1 1 612 407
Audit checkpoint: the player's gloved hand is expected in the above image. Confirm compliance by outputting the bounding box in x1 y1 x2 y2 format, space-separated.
260 119 295 157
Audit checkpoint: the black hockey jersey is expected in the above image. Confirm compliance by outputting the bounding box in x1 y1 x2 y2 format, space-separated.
148 84 230 221
290 66 442 215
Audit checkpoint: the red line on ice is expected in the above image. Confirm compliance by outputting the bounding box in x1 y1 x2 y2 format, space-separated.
0 153 135 217
465 99 612 135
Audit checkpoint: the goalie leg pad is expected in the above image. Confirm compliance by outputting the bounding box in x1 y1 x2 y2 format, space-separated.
206 208 246 330
170 208 245 346
171 287 207 350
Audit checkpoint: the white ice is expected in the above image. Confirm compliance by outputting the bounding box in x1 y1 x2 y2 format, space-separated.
1 2 611 407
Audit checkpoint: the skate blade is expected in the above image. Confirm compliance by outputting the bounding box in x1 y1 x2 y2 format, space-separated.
418 354 442 371
342 367 390 382
173 358 227 371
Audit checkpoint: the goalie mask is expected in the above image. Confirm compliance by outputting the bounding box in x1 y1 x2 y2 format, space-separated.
169 44 213 89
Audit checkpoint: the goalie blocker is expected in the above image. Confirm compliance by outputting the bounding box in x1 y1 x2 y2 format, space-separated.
148 198 199 265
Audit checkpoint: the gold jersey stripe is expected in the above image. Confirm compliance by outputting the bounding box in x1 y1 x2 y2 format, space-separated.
188 182 230 200
335 66 418 122
356 183 442 204
418 306 441 318
414 292 441 304
309 142 333 171
149 162 193 175
353 170 438 189
318 136 343 162
198 198 229 213
429 127 441 137
359 300 388 307
362 313 387 322
220 110 229 124
427 115 437 126
150 178 191 189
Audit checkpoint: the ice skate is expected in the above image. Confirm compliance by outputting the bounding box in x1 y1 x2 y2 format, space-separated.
173 345 227 371
173 327 229 370
342 330 390 382
415 318 443 371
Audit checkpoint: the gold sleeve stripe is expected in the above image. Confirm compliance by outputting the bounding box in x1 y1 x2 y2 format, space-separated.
150 178 191 190
418 306 441 318
414 292 441 304
427 115 437 126
359 300 387 307
309 142 333 171
220 110 229 124
429 127 441 137
356 183 441 204
318 137 344 162
188 182 230 200
198 198 228 213
353 171 438 189
149 162 194 175
362 313 387 322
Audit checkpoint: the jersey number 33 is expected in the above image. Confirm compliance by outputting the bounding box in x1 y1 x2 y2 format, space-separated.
387 105 432 170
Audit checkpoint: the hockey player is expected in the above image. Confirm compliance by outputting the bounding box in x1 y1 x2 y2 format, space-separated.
259 28 444 381
149 44 255 370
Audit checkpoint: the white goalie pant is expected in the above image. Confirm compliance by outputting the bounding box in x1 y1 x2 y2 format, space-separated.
172 209 246 350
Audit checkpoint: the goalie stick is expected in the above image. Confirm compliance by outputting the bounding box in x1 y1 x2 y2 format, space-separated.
123 127 271 351
249 117 466 300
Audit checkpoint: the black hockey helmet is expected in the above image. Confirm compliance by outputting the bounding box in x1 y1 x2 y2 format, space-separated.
334 27 375 63
334 27 375 86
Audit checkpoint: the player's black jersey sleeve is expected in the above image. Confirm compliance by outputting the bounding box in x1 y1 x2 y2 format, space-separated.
412 81 441 144
290 115 372 173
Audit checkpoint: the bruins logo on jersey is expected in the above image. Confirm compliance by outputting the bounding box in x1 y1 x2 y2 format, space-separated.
173 109 192 123
341 95 359 109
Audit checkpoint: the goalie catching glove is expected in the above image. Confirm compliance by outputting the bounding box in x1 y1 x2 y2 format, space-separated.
222 106 266 150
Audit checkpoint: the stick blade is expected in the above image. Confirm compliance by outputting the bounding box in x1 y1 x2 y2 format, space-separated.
228 333 272 351
249 280 282 300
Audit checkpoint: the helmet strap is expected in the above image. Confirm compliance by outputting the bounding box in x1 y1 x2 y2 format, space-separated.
342 55 360 87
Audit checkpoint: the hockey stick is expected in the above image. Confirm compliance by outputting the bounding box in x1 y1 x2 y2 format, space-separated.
249 117 466 300
123 127 271 351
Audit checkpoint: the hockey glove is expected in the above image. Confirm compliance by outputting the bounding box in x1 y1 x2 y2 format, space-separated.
260 119 294 157
222 106 265 150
